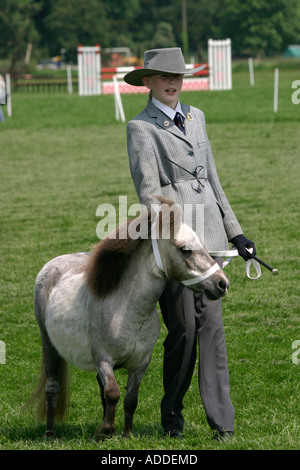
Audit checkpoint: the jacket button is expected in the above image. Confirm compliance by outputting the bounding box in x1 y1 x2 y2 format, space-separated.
188 151 194 157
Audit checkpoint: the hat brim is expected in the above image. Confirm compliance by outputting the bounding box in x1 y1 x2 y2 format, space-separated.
124 64 206 87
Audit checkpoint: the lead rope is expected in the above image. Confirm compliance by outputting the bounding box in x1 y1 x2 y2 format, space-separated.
245 248 261 279
209 248 261 279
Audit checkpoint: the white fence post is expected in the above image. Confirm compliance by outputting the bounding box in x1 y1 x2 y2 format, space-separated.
208 38 232 90
274 68 279 113
248 57 255 86
0 340 5 364
67 65 73 94
77 44 101 96
5 73 12 117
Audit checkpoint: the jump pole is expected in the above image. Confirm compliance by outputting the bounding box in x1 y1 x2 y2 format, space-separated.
113 75 125 123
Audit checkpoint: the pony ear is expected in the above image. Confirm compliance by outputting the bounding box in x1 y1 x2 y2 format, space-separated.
161 202 182 239
149 195 182 240
151 202 182 240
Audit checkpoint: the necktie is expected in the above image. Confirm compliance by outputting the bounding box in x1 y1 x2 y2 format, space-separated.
174 112 186 135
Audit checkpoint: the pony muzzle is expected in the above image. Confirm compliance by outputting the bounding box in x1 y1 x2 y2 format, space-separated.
181 263 221 286
152 237 229 297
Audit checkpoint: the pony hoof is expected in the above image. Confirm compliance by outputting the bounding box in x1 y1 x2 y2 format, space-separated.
44 430 56 439
95 426 114 441
95 432 112 441
95 433 109 441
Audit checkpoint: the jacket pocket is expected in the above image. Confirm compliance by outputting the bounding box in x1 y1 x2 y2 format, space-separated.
194 140 209 168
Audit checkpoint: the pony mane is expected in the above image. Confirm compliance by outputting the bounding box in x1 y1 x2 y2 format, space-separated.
85 196 178 298
86 210 151 298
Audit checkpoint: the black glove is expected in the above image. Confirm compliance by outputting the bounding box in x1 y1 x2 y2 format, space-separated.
230 235 256 261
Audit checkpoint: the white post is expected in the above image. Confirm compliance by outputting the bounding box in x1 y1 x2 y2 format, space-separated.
67 65 73 94
208 39 213 89
274 68 279 113
226 38 232 90
78 45 83 95
113 75 125 123
248 58 255 86
95 44 101 95
5 73 12 117
0 340 5 364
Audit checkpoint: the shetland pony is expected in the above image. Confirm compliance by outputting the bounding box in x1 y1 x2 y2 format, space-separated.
30 197 229 439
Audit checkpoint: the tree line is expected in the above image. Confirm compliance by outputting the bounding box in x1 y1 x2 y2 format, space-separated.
0 0 299 71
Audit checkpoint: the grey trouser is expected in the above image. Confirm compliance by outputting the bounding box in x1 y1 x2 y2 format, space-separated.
159 259 234 433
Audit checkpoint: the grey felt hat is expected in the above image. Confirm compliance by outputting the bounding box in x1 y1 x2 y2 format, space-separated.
124 47 206 86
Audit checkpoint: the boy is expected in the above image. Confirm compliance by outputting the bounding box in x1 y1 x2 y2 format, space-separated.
124 48 255 440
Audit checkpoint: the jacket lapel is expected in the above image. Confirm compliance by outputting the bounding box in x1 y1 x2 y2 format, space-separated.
146 101 193 143
181 103 193 141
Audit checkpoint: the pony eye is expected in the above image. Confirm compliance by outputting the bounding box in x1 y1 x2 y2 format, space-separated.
180 247 192 256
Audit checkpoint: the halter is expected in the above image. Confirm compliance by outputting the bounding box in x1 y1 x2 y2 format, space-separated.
181 263 221 286
152 238 261 282
151 235 221 286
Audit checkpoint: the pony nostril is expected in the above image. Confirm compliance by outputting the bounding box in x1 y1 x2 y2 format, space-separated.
218 279 228 293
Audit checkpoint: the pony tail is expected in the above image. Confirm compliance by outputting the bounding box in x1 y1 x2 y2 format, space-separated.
25 352 70 423
54 358 70 423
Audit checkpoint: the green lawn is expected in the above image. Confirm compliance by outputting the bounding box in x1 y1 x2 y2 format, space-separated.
0 65 299 450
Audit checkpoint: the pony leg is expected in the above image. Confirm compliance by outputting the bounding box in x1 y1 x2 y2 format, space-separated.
95 361 120 440
40 331 69 438
122 364 149 438
96 373 106 417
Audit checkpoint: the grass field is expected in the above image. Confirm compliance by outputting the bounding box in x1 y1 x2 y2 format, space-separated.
0 64 299 451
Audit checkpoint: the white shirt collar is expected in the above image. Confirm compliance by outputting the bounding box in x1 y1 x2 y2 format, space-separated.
152 97 184 120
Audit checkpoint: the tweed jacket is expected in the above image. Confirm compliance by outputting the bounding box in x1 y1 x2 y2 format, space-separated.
127 100 243 251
